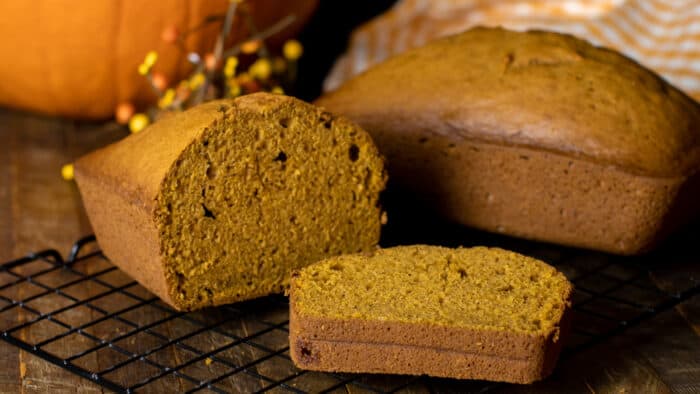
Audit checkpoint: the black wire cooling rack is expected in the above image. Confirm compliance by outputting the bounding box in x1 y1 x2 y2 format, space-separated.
1 226 699 393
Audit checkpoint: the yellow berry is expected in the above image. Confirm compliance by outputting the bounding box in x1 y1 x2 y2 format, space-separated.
227 80 241 97
224 56 238 78
241 39 261 54
138 51 159 75
283 40 303 61
61 163 74 181
249 58 272 80
271 86 284 95
158 88 176 109
138 63 151 76
188 72 206 89
129 113 150 133
144 51 158 67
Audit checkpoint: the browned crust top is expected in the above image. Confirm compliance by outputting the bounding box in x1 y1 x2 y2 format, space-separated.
317 27 700 177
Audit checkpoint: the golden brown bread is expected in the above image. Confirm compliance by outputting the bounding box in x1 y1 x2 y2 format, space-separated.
75 93 387 310
317 27 700 254
289 245 573 383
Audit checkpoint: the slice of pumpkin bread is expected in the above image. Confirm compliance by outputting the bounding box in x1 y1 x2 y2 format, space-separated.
289 245 573 383
75 93 387 311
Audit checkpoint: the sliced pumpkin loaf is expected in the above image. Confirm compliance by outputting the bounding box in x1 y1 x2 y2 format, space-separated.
289 245 573 383
75 93 387 311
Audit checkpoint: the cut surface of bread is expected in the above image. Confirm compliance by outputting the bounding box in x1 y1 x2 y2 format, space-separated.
75 93 387 311
289 245 573 383
317 27 700 254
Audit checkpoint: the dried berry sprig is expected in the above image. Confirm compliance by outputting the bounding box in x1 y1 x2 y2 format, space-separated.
63 0 304 180
119 0 301 134
123 1 301 132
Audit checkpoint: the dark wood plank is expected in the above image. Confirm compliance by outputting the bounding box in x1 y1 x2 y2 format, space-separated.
0 110 21 393
649 241 700 392
0 110 125 393
2 111 98 393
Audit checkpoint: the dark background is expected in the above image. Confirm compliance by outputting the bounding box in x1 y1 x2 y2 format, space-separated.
296 1 397 101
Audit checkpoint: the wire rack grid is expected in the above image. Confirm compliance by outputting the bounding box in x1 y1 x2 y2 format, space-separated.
1 231 699 393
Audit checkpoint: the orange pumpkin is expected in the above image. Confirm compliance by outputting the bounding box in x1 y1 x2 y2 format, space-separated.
0 0 317 119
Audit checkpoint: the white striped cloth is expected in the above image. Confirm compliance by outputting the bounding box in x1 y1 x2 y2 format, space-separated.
324 0 700 100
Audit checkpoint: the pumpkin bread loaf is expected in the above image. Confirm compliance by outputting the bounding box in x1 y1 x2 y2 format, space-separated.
75 93 387 311
317 27 700 255
289 245 573 383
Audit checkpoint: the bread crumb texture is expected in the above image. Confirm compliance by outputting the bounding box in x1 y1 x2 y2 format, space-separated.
154 95 386 310
294 245 572 334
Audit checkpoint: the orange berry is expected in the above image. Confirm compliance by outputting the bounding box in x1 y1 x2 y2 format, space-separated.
177 82 191 100
151 72 168 91
161 25 179 44
236 72 252 84
240 80 261 93
204 53 218 71
115 102 135 124
272 57 287 73
240 39 261 54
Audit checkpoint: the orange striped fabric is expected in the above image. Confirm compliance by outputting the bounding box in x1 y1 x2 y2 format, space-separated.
324 0 700 101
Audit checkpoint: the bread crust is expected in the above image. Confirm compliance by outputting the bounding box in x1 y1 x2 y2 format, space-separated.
75 168 176 306
288 256 574 384
378 135 693 254
75 100 226 307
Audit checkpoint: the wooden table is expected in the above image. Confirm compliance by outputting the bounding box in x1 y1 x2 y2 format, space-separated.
1 108 699 393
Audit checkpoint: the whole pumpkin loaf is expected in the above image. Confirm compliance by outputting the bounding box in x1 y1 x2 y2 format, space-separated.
317 27 700 255
289 245 573 383
75 93 387 311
